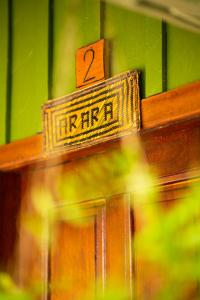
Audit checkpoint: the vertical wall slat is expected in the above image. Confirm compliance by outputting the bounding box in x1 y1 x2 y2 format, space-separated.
144 17 163 97
167 25 200 91
0 0 9 144
51 0 100 98
101 3 163 99
2 0 200 143
10 0 49 141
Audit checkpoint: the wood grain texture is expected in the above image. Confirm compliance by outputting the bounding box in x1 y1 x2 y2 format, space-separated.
0 117 200 186
15 170 48 297
105 195 133 296
0 172 21 275
0 134 43 171
1 115 200 299
76 39 105 89
141 117 200 180
1 5 200 298
51 220 95 300
142 80 200 129
0 80 200 173
95 208 106 288
10 160 134 299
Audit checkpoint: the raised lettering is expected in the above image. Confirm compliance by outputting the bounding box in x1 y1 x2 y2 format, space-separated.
104 102 113 121
91 107 99 126
81 111 90 129
69 114 77 132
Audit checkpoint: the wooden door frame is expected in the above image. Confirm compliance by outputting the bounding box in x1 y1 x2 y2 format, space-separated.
0 80 199 182
0 80 200 300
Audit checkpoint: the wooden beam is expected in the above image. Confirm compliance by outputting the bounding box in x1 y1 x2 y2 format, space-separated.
0 134 43 171
0 80 200 172
142 80 200 129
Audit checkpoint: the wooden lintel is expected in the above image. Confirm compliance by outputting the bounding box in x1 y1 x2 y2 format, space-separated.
141 80 200 129
0 80 200 172
0 135 43 171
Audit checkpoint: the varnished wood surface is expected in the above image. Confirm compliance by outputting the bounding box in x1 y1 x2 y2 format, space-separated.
1 77 200 299
0 173 21 274
0 117 200 188
141 117 200 181
4 160 136 299
51 220 96 300
0 80 200 172
105 194 133 296
142 80 200 129
16 170 48 297
0 134 43 171
76 39 105 89
0 81 200 171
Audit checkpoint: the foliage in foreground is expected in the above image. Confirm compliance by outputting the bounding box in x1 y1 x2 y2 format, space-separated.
1 137 200 299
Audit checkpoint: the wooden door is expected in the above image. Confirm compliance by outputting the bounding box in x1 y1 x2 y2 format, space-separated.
50 194 133 300
0 83 200 299
2 133 199 300
15 153 134 299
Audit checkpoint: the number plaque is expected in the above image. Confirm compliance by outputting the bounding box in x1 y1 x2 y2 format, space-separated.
76 39 105 88
43 71 140 153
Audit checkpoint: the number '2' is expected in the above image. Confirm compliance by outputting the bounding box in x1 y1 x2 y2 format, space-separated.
83 48 95 83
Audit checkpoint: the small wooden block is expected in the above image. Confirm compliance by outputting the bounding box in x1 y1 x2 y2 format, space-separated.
76 39 105 89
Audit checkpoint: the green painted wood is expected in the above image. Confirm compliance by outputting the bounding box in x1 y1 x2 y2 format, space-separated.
10 0 49 141
0 0 8 144
3 0 200 143
102 3 163 98
167 25 200 91
51 0 100 98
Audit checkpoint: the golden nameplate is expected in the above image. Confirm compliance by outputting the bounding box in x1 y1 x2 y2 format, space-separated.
43 71 140 153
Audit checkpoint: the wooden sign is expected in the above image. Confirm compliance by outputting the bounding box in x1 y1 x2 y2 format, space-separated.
76 39 105 88
43 71 140 153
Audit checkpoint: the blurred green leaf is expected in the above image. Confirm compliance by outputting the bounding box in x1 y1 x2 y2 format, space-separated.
0 273 32 300
31 187 54 219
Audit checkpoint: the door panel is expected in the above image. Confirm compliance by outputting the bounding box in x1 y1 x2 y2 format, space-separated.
1 113 200 299
16 163 134 299
50 194 133 299
105 195 133 293
51 219 96 300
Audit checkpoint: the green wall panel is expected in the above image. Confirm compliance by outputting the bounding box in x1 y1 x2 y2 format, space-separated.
51 0 100 98
167 25 200 91
102 3 163 98
10 0 48 141
1 0 200 143
0 0 8 144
